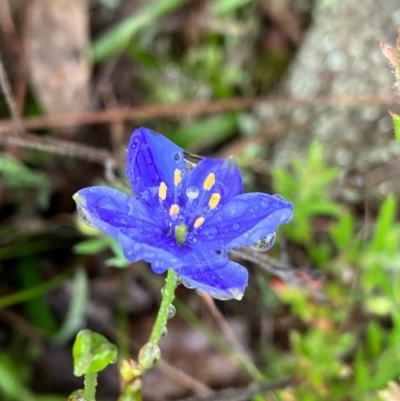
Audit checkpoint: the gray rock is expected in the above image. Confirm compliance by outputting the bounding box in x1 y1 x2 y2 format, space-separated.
253 0 400 198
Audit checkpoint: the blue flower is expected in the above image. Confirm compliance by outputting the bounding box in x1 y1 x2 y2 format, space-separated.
73 128 293 300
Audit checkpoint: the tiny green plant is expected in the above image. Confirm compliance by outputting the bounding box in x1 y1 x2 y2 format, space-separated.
70 329 118 401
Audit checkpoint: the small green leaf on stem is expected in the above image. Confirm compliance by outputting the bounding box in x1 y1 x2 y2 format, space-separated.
73 329 118 377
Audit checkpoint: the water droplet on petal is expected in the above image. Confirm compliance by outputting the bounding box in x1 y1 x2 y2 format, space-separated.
76 206 94 227
180 277 195 289
273 194 285 200
250 232 276 251
200 226 218 240
186 186 199 199
167 305 176 319
233 223 240 230
173 153 182 162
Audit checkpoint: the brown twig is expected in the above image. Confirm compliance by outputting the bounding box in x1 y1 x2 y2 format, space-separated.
0 94 395 131
229 248 323 295
176 376 296 401
202 293 262 382
0 53 24 133
0 128 115 166
15 0 29 112
99 82 126 165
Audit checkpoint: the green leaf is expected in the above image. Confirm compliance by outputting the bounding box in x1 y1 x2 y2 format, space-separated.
354 351 370 390
73 330 118 376
366 321 383 357
53 268 88 344
167 113 238 149
369 195 396 252
0 354 34 401
18 257 58 334
73 238 110 255
211 0 255 15
330 212 355 250
0 268 71 309
364 296 393 316
372 346 400 388
0 154 52 208
390 111 400 142
92 0 191 62
106 238 130 268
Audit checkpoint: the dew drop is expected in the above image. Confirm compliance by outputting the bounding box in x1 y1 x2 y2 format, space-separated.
186 186 199 199
188 236 197 243
180 278 195 289
215 249 222 255
160 327 168 338
173 153 182 162
201 226 217 239
138 342 161 369
167 305 176 319
76 207 94 227
68 389 86 400
233 223 240 230
250 232 276 252
273 194 285 200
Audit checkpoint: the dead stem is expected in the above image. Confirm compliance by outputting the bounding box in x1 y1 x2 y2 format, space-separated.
176 376 297 401
0 128 117 179
0 53 24 133
0 94 395 131
202 293 263 382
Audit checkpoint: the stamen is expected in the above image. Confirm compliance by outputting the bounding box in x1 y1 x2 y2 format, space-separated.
194 216 205 228
158 182 167 200
208 193 221 209
169 204 180 216
174 169 182 186
203 173 215 190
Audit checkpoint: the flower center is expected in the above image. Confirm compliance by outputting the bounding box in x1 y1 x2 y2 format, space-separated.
175 224 188 245
158 169 222 245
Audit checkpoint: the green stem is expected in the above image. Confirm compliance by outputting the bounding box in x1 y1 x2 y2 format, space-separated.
0 268 72 309
149 268 177 344
84 372 98 401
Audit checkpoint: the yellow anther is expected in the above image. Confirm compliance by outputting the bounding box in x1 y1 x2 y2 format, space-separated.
194 216 205 228
169 204 180 216
208 193 221 209
174 169 182 186
203 173 215 190
158 182 167 200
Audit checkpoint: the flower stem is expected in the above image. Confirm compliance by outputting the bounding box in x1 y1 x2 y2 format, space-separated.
83 372 98 401
149 268 177 344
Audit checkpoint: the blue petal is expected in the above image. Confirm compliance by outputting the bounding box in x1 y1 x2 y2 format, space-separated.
73 186 180 266
197 193 293 249
126 128 186 204
176 251 248 300
183 156 243 206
